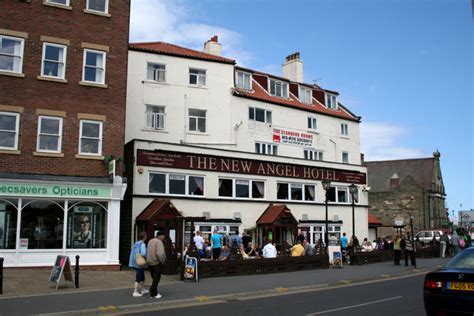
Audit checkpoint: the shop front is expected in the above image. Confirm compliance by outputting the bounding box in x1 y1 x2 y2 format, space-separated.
0 176 126 268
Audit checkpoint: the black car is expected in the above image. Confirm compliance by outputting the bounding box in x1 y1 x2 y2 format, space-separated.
424 247 474 315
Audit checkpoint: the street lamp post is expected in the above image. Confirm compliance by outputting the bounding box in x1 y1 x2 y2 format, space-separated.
349 183 358 240
322 179 332 248
410 215 417 268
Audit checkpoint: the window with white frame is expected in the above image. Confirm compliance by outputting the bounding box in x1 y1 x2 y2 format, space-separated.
325 93 337 109
189 68 206 86
0 112 19 150
145 105 165 130
255 142 277 155
236 71 251 90
308 116 317 130
269 79 288 98
328 226 342 239
86 0 108 13
149 172 204 196
82 49 106 84
0 35 24 74
146 63 165 82
46 0 69 5
341 123 349 136
79 120 102 155
328 186 349 203
299 86 312 104
249 107 272 123
41 43 67 79
304 148 323 161
218 178 265 199
277 182 316 201
37 116 62 153
342 152 349 163
188 109 206 133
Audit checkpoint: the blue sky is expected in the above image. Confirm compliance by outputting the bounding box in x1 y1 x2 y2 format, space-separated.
130 0 473 217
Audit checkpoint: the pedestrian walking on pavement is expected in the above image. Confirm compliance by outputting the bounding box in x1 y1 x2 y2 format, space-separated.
439 232 450 258
129 231 149 297
451 230 460 256
146 231 167 299
393 235 401 265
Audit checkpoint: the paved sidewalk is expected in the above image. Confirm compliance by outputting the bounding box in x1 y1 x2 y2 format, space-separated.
0 258 449 316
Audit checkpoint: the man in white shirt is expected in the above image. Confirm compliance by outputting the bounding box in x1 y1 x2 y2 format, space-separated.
193 231 205 258
262 239 277 258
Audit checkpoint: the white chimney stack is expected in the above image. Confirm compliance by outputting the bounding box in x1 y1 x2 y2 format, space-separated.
203 35 222 56
282 52 303 83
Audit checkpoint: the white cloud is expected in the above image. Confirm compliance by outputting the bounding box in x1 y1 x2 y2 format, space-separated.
130 0 253 65
361 122 425 161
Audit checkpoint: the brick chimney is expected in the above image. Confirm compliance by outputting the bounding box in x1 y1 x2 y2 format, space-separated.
390 173 400 189
282 52 303 83
203 35 222 56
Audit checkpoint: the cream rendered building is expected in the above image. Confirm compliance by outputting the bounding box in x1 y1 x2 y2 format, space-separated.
122 37 368 259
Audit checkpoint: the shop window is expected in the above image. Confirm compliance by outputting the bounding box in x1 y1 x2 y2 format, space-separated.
20 200 64 249
169 174 186 195
218 178 233 197
67 202 107 249
328 186 349 203
219 178 265 199
278 182 315 201
0 199 18 249
235 180 249 198
149 173 166 194
189 176 204 196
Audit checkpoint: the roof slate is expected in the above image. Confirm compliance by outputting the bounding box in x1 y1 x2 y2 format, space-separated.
364 158 434 192
129 42 235 64
257 204 296 225
233 81 359 121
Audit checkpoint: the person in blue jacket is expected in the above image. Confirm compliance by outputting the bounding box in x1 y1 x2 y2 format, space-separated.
129 231 148 297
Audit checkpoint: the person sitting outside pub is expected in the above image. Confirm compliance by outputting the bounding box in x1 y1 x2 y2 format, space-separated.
361 238 373 252
242 231 252 249
219 245 231 261
303 239 313 256
291 240 305 257
262 239 277 258
245 241 258 257
328 234 338 246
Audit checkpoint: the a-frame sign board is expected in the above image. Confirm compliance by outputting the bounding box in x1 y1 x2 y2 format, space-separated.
49 255 75 290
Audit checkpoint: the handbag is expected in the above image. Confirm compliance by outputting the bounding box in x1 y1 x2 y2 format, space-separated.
136 253 146 267
135 242 147 267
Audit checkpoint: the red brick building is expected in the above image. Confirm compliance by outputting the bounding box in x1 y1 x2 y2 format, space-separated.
0 0 130 268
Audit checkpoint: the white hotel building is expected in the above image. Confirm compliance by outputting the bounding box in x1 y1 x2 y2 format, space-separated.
122 36 368 259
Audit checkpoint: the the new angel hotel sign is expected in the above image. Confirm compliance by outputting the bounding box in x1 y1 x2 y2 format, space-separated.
137 149 366 184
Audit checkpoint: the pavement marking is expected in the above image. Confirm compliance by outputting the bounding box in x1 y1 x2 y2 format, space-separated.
380 274 391 278
306 296 402 315
339 280 351 284
195 296 210 302
275 287 288 293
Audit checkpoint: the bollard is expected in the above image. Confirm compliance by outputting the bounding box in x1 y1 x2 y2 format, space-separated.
75 255 80 288
0 257 4 294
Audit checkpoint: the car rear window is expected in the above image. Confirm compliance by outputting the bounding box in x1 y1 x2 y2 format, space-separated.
447 251 474 269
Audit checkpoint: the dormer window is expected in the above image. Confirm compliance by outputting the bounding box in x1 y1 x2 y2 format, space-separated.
299 86 312 104
269 79 288 98
325 93 337 109
236 71 251 90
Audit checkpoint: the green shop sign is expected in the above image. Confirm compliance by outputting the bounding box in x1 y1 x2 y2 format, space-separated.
0 182 111 198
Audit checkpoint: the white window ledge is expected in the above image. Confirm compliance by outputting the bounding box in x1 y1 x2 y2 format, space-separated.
75 154 104 160
0 71 25 78
79 81 108 89
0 149 21 155
83 9 111 17
33 151 64 158
37 76 68 84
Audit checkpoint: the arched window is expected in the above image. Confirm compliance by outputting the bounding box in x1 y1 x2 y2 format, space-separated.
20 200 64 249
0 199 18 249
67 201 107 249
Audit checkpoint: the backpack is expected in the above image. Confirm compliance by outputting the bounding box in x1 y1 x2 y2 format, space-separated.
459 238 466 248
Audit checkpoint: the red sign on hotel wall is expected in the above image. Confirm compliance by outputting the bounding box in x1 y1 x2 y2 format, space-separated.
136 149 366 184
